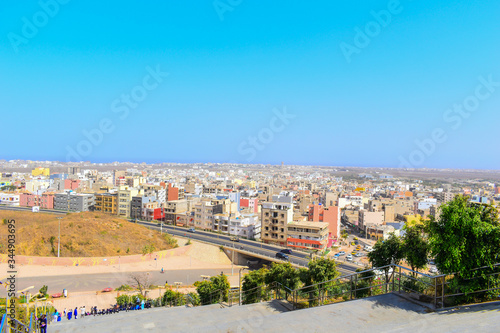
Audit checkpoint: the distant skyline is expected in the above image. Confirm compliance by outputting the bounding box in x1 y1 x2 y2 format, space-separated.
1 1 499 169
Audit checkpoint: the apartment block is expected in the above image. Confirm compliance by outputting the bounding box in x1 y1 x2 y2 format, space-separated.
19 192 54 209
32 167 50 177
193 199 225 230
240 198 259 213
308 204 340 239
117 186 141 218
359 210 384 231
287 221 329 251
94 193 117 214
260 202 293 246
54 193 95 212
436 191 454 204
0 193 20 206
164 200 188 223
213 213 260 239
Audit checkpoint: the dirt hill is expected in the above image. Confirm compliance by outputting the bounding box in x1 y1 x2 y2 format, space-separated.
0 211 176 257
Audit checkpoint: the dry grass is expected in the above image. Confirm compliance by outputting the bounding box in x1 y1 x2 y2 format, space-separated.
0 211 176 257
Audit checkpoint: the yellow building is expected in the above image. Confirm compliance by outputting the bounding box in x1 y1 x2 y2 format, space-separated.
94 193 118 214
32 167 50 177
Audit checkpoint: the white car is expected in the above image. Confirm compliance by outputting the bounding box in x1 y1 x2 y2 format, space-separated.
429 266 438 273
346 254 353 261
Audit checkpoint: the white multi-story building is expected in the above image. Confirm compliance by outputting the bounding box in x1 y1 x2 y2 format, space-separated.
0 193 20 206
213 213 261 239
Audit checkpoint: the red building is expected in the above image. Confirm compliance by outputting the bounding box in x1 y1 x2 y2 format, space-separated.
166 183 179 201
240 198 259 213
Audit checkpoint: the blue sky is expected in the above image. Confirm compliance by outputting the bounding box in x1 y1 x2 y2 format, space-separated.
1 0 498 168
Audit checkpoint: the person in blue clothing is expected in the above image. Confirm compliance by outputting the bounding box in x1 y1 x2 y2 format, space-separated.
74 307 78 319
67 311 72 320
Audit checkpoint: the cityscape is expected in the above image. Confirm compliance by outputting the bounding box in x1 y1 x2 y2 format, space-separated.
1 1 499 332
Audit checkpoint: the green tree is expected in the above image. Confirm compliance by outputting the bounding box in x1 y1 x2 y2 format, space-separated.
367 233 404 284
38 285 48 298
264 262 301 291
116 294 131 306
402 224 429 276
162 289 185 306
307 257 340 284
194 280 216 305
355 267 376 298
241 267 269 304
195 274 230 305
426 196 500 302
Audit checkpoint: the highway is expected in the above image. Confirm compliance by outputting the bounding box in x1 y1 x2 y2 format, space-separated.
134 221 359 275
0 205 359 275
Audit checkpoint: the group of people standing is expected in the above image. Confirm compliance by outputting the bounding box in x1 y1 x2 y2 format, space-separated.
63 306 85 320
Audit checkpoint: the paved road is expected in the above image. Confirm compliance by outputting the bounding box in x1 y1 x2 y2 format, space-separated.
135 221 359 275
0 206 359 274
0 268 235 295
0 205 66 215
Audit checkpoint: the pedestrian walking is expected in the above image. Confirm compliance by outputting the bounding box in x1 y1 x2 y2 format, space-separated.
67 311 72 320
74 307 78 319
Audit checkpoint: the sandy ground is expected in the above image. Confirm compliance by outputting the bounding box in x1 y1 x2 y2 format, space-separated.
3 238 244 313
1 237 235 278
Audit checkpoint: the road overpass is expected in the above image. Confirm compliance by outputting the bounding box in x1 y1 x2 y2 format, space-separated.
135 221 359 275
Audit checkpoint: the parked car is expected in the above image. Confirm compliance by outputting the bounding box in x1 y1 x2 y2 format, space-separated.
280 249 292 254
346 254 353 261
187 228 196 233
230 236 239 242
429 266 438 273
338 251 346 255
355 252 363 257
275 252 289 260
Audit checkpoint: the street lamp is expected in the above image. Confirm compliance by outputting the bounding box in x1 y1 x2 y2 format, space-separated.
57 217 62 257
239 267 249 306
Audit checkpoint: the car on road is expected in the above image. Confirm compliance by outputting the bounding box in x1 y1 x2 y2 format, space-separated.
275 252 289 260
353 237 358 240
429 266 438 273
230 236 239 242
188 228 196 233
280 249 292 254
346 254 353 261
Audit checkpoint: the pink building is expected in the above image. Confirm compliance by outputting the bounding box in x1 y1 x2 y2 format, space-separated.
64 179 81 190
19 192 54 209
308 204 340 240
240 198 259 213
